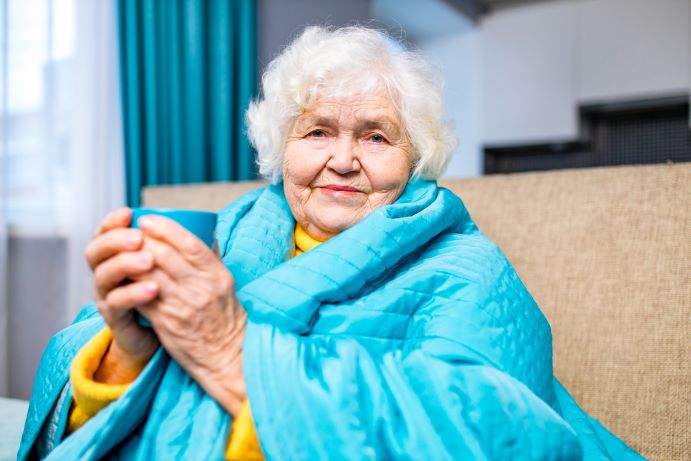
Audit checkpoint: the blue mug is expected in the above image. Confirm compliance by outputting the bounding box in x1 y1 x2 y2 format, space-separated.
130 208 218 326
130 208 218 248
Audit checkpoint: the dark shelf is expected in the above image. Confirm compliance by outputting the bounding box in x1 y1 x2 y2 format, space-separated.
484 95 691 174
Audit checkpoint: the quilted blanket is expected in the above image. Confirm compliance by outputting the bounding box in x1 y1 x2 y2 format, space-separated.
18 179 643 460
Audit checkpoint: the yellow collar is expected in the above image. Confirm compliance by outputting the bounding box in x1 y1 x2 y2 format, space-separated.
294 224 327 255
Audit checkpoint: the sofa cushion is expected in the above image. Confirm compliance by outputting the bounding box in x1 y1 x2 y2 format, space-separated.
441 164 690 460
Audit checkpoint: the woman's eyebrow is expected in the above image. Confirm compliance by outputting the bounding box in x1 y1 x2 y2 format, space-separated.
293 114 337 132
357 119 401 137
293 113 402 137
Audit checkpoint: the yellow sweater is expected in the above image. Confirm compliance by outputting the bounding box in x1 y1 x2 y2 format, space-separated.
67 224 324 460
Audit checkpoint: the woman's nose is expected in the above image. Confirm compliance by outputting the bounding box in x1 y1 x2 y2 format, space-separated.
326 136 361 174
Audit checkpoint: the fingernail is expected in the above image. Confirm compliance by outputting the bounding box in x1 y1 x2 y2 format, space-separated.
143 282 157 294
139 253 152 266
139 217 153 229
127 232 141 245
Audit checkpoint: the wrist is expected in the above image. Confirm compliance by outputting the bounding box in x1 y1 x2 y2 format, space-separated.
203 324 246 417
94 337 156 385
207 363 246 418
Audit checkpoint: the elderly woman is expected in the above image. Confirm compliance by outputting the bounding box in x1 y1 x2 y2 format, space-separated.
20 26 641 460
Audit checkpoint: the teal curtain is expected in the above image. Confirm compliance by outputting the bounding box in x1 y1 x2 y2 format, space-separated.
117 0 257 207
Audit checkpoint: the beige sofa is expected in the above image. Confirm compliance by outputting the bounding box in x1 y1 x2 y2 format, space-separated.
144 163 691 460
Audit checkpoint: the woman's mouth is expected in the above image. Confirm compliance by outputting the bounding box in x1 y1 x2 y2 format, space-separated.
321 185 360 193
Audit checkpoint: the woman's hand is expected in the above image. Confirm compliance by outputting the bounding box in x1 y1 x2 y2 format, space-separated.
85 209 246 417
85 208 160 384
130 215 247 417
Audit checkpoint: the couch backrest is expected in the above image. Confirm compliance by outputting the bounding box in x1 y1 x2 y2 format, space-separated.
143 163 691 460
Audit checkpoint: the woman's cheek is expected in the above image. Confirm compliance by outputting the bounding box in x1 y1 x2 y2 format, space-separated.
284 144 324 186
283 158 310 188
364 152 410 193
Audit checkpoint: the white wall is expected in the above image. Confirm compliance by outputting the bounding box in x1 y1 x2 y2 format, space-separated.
424 32 483 178
481 1 579 145
481 0 690 145
373 0 483 178
577 0 690 103
258 0 371 70
377 0 690 167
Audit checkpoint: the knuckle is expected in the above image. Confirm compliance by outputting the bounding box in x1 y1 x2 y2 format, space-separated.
153 243 174 267
115 255 134 278
125 229 141 246
204 289 217 307
180 304 197 321
124 250 141 266
96 300 108 315
220 270 235 294
84 245 96 266
93 263 107 285
183 238 205 259
105 286 131 309
103 291 119 308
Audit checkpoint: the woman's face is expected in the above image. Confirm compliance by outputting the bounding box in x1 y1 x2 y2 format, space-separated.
283 91 413 241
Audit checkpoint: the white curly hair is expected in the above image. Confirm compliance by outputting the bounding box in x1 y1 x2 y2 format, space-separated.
246 25 456 183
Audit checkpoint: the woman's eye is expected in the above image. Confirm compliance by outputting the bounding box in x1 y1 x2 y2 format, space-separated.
309 129 326 138
370 134 386 143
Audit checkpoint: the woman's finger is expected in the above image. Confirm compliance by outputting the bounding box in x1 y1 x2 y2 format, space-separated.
139 236 201 282
137 216 217 269
103 280 159 314
85 228 143 270
138 237 236 306
93 250 155 299
129 267 179 325
94 207 132 237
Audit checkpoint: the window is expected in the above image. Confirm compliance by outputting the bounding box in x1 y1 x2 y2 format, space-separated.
1 0 76 234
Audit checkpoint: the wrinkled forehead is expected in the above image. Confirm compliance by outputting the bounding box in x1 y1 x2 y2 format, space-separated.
306 92 398 118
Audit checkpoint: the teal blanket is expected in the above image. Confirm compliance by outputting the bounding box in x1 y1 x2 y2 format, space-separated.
19 179 643 460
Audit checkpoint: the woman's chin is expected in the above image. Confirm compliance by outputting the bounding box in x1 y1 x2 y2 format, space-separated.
307 212 362 239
